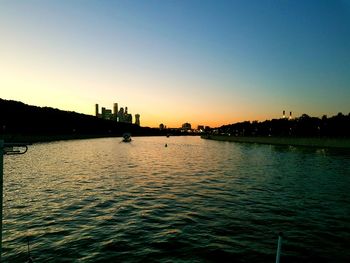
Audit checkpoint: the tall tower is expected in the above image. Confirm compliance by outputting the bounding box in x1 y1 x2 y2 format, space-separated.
95 104 99 117
135 114 140 126
118 107 125 122
113 103 118 121
283 110 286 118
102 107 106 119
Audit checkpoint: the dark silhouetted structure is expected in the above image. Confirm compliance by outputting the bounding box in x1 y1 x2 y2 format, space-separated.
96 102 133 123
216 113 350 138
0 98 192 142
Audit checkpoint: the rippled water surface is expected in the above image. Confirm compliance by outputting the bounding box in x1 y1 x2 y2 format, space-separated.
3 136 350 262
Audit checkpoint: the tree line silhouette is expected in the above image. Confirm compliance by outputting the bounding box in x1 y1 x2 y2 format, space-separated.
0 98 183 141
2 98 348 140
217 113 350 137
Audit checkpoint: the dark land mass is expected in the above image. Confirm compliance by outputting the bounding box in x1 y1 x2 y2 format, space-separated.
202 112 350 149
216 113 350 138
0 98 190 143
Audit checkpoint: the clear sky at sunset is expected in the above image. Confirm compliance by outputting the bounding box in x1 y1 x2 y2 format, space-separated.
1 0 349 128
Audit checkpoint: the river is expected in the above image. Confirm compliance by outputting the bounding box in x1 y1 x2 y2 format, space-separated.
2 136 350 262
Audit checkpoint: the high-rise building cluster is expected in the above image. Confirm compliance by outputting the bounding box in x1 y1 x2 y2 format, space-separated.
95 103 140 126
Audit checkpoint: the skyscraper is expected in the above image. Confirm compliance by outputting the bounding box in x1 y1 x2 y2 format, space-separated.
95 104 99 117
113 103 118 121
135 114 140 126
101 107 106 119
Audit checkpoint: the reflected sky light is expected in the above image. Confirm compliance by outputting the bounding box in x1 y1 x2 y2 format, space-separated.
1 0 349 128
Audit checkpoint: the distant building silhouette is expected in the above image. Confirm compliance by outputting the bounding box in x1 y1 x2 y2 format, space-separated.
182 123 191 131
101 107 105 118
113 103 118 121
282 110 293 120
95 104 99 117
95 102 134 124
159 123 165 130
101 107 113 120
135 114 140 126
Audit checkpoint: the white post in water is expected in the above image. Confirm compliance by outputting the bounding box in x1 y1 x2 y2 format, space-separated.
275 232 283 263
0 140 4 262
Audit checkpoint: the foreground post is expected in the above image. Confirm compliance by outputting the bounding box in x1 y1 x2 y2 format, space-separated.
0 140 4 262
0 141 29 261
275 232 283 263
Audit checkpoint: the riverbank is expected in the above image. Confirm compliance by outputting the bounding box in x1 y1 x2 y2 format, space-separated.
0 134 115 143
201 135 350 149
0 133 200 144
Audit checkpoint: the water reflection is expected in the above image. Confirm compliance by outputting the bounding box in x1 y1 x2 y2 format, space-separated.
2 136 350 262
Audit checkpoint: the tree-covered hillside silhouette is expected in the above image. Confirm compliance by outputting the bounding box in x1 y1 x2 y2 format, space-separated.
217 113 350 137
0 98 166 138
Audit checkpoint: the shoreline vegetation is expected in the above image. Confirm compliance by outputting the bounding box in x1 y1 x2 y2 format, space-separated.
0 134 121 144
0 98 193 143
1 98 349 147
0 133 198 144
209 111 350 149
201 135 350 149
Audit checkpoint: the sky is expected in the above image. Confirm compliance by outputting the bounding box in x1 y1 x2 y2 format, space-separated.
1 0 349 128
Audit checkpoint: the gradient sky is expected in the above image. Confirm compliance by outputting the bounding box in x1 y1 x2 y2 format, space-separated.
1 0 349 128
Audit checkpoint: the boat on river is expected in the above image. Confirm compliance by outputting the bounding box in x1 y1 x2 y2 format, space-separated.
122 133 132 142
